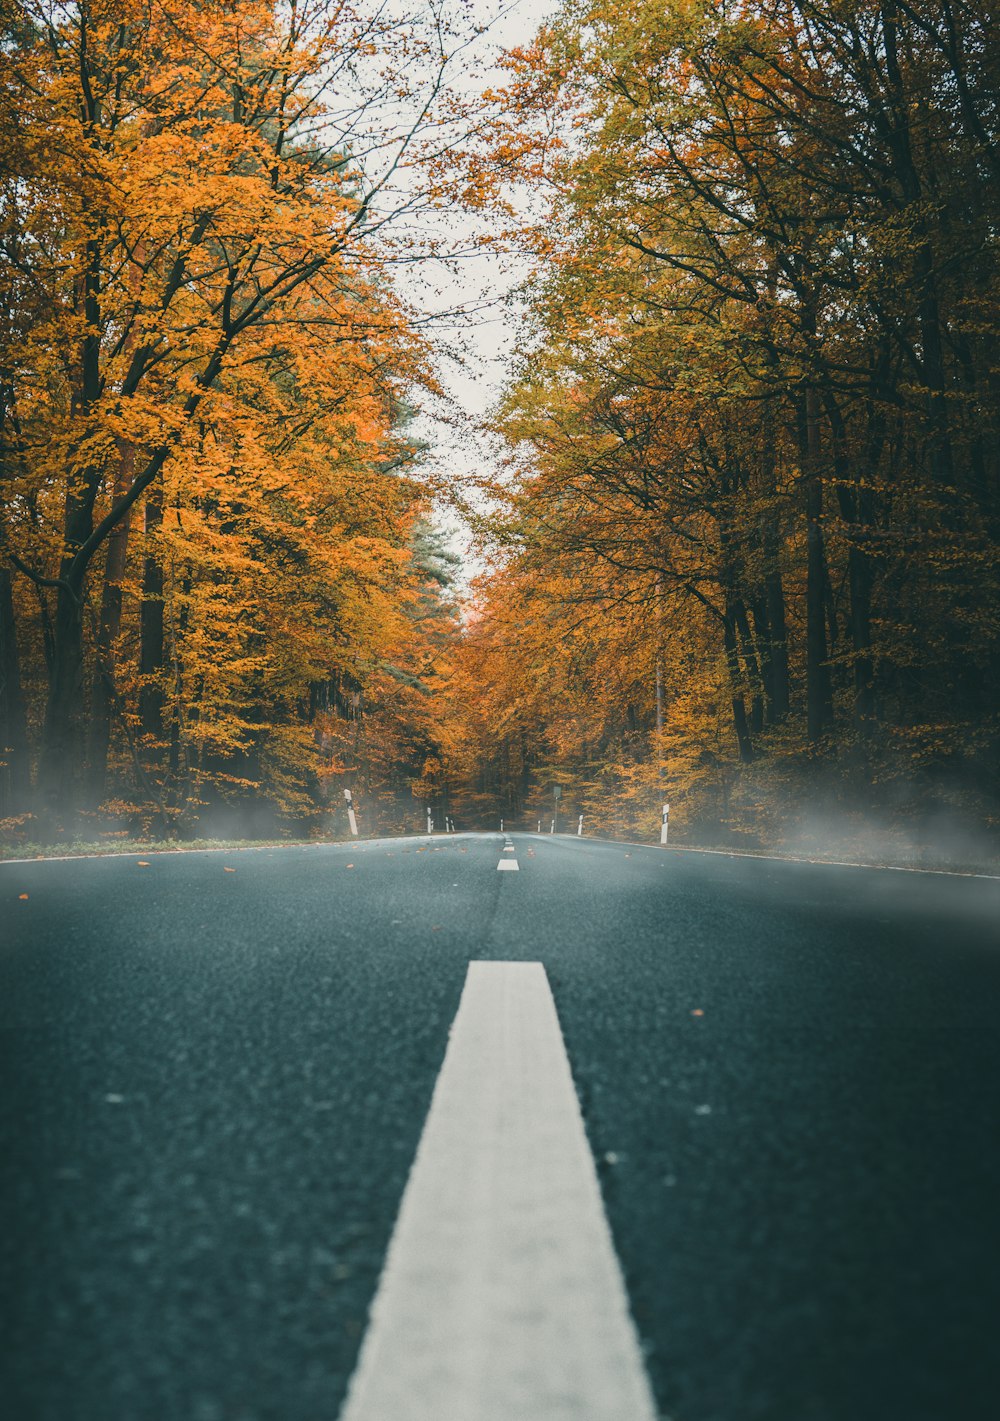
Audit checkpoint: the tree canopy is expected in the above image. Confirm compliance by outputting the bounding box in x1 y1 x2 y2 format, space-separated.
2 1 998 851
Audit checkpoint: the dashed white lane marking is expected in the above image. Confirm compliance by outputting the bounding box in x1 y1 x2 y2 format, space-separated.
497 858 520 871
339 962 657 1421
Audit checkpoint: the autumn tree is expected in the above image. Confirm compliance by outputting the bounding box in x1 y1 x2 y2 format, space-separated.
0 0 475 833
454 0 999 836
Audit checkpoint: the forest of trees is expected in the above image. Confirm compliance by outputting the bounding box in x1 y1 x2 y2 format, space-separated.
455 0 1000 850
2 1 998 853
0 0 464 841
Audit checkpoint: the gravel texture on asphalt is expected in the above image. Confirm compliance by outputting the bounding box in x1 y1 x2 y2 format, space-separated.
2 834 999 1421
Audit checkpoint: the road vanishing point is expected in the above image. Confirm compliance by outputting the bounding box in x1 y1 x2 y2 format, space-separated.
3 832 999 1421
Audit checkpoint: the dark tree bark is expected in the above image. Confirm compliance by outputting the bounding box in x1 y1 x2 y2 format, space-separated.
825 391 879 730
87 449 135 804
734 599 764 735
799 390 834 741
0 565 31 814
759 396 790 722
723 602 754 763
139 483 164 740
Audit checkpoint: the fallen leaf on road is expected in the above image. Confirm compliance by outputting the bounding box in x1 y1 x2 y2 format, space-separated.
137 860 150 867
345 863 355 869
223 867 236 873
691 1009 704 1017
18 893 28 900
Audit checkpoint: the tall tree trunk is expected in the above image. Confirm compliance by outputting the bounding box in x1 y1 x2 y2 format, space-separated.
881 4 955 492
38 476 100 821
759 397 790 721
800 390 834 741
87 448 135 805
0 565 31 815
37 231 103 825
847 544 875 727
654 575 666 774
39 578 86 821
139 483 164 740
825 391 879 731
723 602 754 763
765 562 790 721
734 600 764 735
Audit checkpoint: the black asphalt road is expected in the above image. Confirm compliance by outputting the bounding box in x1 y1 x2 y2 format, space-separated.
2 834 999 1421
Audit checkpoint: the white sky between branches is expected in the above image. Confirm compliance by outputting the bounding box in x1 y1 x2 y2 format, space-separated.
393 0 560 570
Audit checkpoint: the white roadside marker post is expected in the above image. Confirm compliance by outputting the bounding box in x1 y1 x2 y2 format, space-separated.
344 788 359 838
500 817 504 833
550 819 555 834
577 814 584 837
537 819 542 833
427 808 434 835
660 802 669 847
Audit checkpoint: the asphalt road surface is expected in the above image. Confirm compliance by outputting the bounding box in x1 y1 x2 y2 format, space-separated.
2 833 999 1421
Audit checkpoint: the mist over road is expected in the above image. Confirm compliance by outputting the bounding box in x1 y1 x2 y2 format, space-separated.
3 835 999 1421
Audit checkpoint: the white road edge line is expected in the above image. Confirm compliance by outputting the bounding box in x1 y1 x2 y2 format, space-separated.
531 834 1000 881
338 961 658 1421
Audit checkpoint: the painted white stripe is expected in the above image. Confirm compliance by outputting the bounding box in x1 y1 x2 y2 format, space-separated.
339 962 657 1421
496 858 519 871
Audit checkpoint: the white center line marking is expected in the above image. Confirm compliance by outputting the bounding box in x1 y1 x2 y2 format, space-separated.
339 962 657 1421
496 858 519 871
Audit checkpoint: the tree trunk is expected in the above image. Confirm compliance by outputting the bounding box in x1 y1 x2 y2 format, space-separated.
0 566 31 815
37 227 104 826
881 3 955 494
38 578 86 822
825 390 879 731
800 390 834 740
734 600 764 735
654 575 666 774
759 399 790 721
139 483 164 740
87 448 135 805
847 543 876 727
723 604 754 763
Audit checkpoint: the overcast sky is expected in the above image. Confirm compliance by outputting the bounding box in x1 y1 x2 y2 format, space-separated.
395 0 560 534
